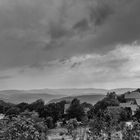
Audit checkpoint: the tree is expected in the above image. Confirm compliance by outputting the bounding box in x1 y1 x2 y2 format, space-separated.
89 107 124 140
122 121 140 140
55 100 66 119
117 94 126 103
16 102 29 112
0 105 4 114
0 100 15 114
42 102 63 124
81 102 93 109
46 117 54 129
107 92 117 99
67 98 85 121
6 107 20 117
88 92 119 119
89 117 104 136
0 115 48 140
28 99 45 112
67 118 78 139
134 107 140 121
134 89 140 92
120 107 132 122
103 109 121 140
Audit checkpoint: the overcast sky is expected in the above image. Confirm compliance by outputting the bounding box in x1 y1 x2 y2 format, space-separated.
0 0 140 90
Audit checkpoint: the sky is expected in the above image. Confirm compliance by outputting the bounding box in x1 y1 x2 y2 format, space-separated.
0 0 140 90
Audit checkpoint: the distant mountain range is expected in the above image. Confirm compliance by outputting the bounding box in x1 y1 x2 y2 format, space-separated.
0 90 64 104
0 88 136 104
49 88 136 105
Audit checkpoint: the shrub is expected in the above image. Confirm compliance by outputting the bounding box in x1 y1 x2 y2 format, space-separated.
0 115 47 140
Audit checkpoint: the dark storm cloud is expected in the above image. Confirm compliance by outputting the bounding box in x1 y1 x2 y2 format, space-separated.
73 19 89 32
49 23 68 40
0 0 140 71
87 0 140 52
89 0 114 26
44 0 140 55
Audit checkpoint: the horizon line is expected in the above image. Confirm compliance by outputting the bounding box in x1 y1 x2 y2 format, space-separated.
0 87 137 91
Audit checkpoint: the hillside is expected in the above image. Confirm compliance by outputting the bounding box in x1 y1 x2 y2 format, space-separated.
27 88 108 95
0 88 107 104
0 90 64 104
49 94 105 105
49 88 136 104
0 88 135 104
109 88 136 94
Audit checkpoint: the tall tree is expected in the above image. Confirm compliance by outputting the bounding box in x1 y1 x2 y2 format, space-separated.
88 92 119 119
67 98 85 121
16 102 29 112
28 99 45 112
5 107 20 116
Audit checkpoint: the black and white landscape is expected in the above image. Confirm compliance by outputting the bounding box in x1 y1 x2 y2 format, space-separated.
0 0 140 139
0 88 135 104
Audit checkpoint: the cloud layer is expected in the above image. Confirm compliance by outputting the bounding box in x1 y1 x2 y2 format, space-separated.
0 0 140 89
1 42 140 89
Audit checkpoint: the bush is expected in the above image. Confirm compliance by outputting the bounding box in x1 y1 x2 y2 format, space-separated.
6 107 20 117
122 121 140 140
67 118 78 135
45 117 54 129
0 115 48 140
67 98 85 121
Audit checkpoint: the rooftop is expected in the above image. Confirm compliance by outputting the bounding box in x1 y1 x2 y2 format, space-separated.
120 103 138 111
125 91 140 99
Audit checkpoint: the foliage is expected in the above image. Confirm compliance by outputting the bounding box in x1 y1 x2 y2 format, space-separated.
0 113 47 140
134 89 140 92
43 103 62 124
89 117 104 136
5 107 20 117
45 117 54 129
28 99 45 112
103 109 120 133
66 118 78 135
89 108 123 139
134 107 140 122
67 98 85 121
106 92 117 99
16 102 29 112
122 121 140 140
117 94 126 103
39 100 66 126
20 110 41 122
120 107 132 122
81 102 93 109
56 100 66 118
0 90 138 140
88 92 119 119
0 100 15 114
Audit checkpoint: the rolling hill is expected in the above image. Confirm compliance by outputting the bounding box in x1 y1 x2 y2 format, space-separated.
49 88 136 104
0 90 64 104
49 94 105 105
0 88 136 104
